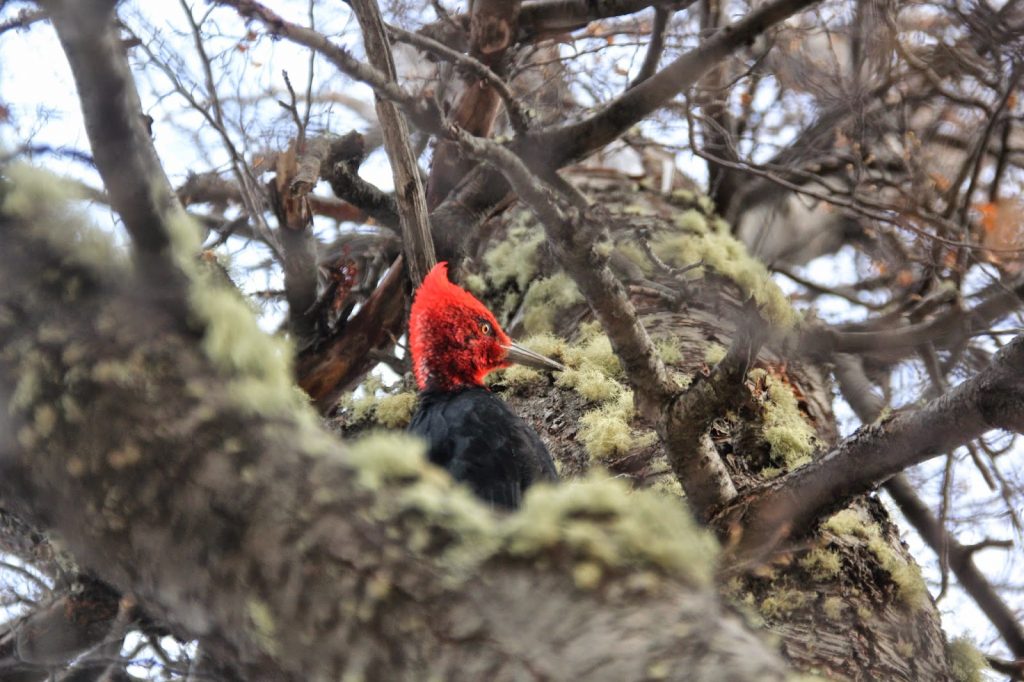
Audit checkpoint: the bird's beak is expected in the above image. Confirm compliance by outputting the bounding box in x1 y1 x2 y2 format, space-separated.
504 342 565 373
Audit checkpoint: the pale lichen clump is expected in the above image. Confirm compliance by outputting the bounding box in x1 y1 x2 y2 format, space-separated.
190 286 304 417
501 474 718 587
341 376 419 428
556 332 627 403
704 342 727 366
798 548 842 581
165 209 311 422
521 273 584 335
579 392 634 459
375 392 418 428
516 329 653 461
488 364 543 389
345 431 432 489
947 636 988 682
824 508 929 609
246 598 280 658
652 215 799 329
759 585 811 618
345 432 498 571
822 595 845 620
2 164 125 274
655 336 683 364
484 221 546 290
749 368 817 470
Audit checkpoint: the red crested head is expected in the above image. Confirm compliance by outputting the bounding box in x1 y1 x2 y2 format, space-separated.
409 262 512 391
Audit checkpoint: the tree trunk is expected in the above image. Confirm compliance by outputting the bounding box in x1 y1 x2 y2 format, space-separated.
455 170 955 680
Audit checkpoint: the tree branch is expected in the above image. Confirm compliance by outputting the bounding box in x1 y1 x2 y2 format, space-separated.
41 0 192 283
349 0 436 286
833 351 1024 660
523 0 821 166
0 170 790 681
724 334 1024 558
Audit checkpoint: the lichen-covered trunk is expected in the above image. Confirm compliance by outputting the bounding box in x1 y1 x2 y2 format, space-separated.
460 172 954 680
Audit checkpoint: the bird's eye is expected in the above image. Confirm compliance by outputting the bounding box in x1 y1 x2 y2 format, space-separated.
480 322 492 336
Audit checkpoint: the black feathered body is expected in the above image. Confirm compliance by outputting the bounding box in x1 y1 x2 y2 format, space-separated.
409 386 558 509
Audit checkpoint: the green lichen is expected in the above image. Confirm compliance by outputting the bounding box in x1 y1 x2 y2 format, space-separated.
799 548 842 580
563 333 623 379
823 508 929 609
759 586 811 618
948 636 988 682
375 392 418 428
573 561 604 589
519 333 568 361
750 369 816 470
521 273 583 335
34 404 57 438
653 228 798 329
704 343 727 365
189 286 304 417
557 366 621 402
577 391 652 460
463 272 487 296
247 599 279 657
489 364 544 389
2 164 125 273
615 240 653 274
484 222 546 290
501 474 717 586
822 596 844 620
673 209 708 234
655 336 683 364
346 432 430 488
579 404 633 459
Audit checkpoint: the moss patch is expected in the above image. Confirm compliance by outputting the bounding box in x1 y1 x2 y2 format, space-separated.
2 164 124 274
521 273 583 335
798 548 842 581
822 596 844 620
375 392 418 428
759 586 811 618
578 390 656 460
501 474 717 586
823 508 929 609
948 636 988 682
704 342 727 365
484 222 546 290
749 368 816 470
653 227 798 329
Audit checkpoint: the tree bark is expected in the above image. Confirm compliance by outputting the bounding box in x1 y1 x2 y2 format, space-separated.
0 172 788 680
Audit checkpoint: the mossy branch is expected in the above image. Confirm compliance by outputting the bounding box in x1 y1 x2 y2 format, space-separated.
0 167 789 681
42 0 192 287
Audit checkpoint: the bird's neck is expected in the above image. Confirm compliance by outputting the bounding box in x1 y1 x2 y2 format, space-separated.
422 371 488 393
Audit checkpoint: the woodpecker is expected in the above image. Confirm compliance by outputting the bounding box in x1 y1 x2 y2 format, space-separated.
408 262 562 509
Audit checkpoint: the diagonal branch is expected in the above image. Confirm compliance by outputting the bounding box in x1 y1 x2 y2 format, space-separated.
523 0 821 167
834 352 1024 660
724 334 1024 559
41 0 192 282
349 0 436 286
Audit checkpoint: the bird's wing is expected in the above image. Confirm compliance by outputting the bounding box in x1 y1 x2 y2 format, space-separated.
409 388 555 509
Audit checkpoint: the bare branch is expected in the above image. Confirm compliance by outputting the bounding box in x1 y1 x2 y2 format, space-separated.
42 0 192 281
524 0 821 166
349 0 436 286
725 335 1024 559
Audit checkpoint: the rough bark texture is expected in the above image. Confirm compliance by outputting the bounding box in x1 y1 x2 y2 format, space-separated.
0 172 788 680
461 172 956 680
